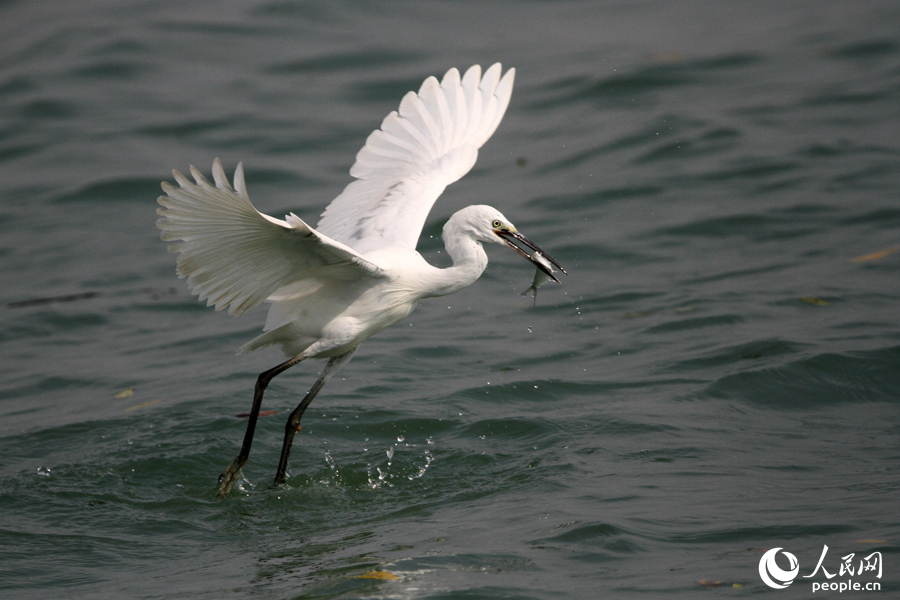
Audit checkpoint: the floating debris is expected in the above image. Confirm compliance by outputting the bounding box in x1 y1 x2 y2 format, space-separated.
799 296 828 306
234 410 279 418
356 570 399 581
126 399 163 411
851 245 898 263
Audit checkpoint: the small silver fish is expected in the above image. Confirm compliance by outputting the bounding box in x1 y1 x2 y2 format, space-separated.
521 251 558 306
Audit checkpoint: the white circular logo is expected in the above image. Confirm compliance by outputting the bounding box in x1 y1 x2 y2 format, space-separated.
759 548 799 589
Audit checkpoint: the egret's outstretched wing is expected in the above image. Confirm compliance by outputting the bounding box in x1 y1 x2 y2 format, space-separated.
157 158 386 316
316 63 515 255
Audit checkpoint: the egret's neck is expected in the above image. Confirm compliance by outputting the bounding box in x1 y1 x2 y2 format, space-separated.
426 233 488 298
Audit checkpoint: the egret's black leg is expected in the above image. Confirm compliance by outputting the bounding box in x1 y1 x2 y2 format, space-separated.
217 354 306 497
273 348 357 487
271 374 328 487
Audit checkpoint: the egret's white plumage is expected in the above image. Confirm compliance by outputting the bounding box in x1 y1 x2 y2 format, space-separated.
317 63 514 253
156 64 565 496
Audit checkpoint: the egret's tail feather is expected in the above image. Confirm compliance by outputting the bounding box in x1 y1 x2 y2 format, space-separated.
237 323 315 356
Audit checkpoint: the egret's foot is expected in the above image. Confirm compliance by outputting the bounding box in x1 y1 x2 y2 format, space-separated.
217 456 246 497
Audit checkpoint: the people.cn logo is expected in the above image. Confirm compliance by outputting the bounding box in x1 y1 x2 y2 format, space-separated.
759 548 800 589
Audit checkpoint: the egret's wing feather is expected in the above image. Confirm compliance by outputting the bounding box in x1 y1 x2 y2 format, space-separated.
157 158 386 316
317 64 515 254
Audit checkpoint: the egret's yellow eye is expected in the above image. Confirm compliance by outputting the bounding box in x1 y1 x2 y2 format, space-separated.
492 220 503 229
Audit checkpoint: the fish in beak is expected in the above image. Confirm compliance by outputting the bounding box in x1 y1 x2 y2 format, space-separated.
495 229 567 282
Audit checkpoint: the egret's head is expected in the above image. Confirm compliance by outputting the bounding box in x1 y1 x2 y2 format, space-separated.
443 205 513 244
445 205 566 280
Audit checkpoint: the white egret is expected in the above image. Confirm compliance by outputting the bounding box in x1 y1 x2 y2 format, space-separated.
156 64 565 496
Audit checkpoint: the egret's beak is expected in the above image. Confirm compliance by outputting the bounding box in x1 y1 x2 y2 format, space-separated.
495 229 567 282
